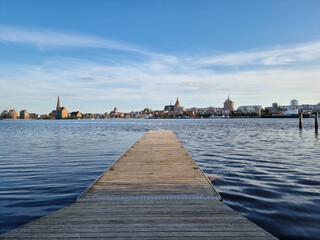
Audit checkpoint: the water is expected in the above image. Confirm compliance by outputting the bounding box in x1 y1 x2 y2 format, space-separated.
0 119 319 239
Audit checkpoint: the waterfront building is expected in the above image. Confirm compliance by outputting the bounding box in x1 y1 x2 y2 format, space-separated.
195 108 206 115
110 107 123 118
265 101 320 115
153 110 167 118
110 107 118 117
143 108 152 114
1 110 8 119
298 103 320 112
83 113 94 119
124 112 132 119
266 103 281 115
223 95 234 112
8 109 17 119
133 111 152 119
290 99 298 109
20 110 29 119
164 97 185 112
51 110 57 118
57 107 68 119
237 105 262 115
186 110 195 118
94 113 105 119
206 107 216 115
40 114 51 119
82 113 105 119
104 112 110 118
28 113 38 119
213 107 224 114
164 103 174 111
70 111 82 119
55 96 68 119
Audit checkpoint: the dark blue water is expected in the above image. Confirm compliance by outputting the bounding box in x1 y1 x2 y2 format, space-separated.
0 119 319 239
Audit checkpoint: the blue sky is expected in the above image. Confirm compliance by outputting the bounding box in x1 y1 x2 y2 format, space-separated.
0 0 320 114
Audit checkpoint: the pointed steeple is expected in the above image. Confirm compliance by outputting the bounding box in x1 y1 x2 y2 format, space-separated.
228 94 230 100
175 97 181 107
57 96 61 110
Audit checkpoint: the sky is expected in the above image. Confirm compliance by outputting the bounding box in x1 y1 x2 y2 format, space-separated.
0 0 320 114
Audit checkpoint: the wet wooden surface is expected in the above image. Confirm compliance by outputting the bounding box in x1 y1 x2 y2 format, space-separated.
1 130 277 239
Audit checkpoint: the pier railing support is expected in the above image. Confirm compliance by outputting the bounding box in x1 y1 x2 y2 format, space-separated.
315 112 319 130
299 112 303 129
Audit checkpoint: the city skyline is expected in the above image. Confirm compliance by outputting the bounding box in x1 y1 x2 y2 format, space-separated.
2 95 319 118
1 0 320 114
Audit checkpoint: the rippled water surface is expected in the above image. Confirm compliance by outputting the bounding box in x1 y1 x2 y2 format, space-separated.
0 119 319 239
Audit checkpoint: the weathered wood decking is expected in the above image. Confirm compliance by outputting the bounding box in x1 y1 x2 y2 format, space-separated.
1 130 277 239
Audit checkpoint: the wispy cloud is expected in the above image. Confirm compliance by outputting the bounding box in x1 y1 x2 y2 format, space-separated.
192 41 320 67
1 25 320 68
0 25 163 57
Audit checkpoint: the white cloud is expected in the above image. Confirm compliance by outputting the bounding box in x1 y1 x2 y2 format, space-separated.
0 26 320 113
192 41 320 67
0 25 163 58
2 26 319 68
1 56 319 113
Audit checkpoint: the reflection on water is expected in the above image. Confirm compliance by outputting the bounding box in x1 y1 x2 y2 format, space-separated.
0 119 319 239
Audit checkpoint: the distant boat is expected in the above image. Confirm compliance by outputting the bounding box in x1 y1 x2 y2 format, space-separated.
282 109 298 116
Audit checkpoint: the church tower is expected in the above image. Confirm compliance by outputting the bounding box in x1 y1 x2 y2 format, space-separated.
224 95 234 112
57 96 61 111
175 97 181 107
55 96 68 119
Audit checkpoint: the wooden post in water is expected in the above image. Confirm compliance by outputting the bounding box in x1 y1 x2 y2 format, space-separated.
299 112 303 129
315 112 319 130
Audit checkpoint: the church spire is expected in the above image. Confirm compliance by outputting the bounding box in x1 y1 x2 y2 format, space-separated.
175 97 181 107
57 96 60 110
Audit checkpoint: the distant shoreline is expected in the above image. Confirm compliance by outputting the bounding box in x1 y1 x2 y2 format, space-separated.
0 116 314 121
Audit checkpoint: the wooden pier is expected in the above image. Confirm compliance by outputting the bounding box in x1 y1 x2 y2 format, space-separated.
1 130 277 239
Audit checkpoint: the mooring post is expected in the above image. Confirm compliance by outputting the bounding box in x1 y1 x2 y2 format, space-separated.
315 112 319 130
299 112 303 129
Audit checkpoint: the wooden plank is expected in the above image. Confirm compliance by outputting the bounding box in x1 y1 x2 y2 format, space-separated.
1 130 277 239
